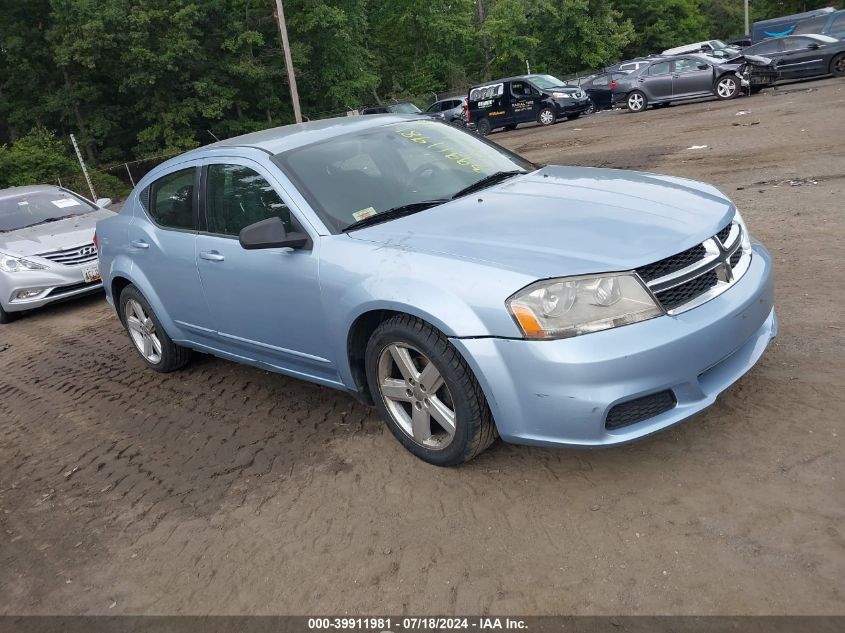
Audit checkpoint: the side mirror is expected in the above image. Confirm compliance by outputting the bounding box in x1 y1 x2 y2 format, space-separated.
238 216 309 250
96 197 113 208
807 42 821 50
697 63 710 70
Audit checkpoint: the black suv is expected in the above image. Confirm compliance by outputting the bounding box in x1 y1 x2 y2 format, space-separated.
467 74 591 135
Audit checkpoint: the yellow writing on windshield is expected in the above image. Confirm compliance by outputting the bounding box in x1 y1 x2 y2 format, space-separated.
397 129 483 173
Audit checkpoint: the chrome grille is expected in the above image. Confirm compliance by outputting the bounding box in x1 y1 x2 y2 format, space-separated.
37 243 98 266
636 221 749 314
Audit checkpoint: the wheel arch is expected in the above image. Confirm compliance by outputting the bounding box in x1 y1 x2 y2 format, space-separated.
345 306 463 404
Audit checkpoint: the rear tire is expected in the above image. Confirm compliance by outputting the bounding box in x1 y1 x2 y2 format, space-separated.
365 315 497 466
476 117 491 136
715 75 740 100
831 53 845 77
0 304 18 324
537 107 556 126
118 285 192 373
627 91 647 112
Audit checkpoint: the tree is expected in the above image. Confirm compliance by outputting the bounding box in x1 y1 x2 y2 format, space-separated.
614 0 709 56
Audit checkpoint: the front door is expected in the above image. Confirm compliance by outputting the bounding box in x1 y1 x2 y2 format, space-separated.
672 58 713 98
508 80 541 124
195 159 338 384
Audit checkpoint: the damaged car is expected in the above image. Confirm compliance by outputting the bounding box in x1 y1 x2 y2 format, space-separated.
612 53 778 112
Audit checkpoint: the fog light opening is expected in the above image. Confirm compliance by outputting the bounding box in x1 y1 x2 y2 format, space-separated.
15 288 44 300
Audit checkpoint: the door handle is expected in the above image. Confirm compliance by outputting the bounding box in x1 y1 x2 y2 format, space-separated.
672 74 680 78
199 251 225 262
130 239 149 250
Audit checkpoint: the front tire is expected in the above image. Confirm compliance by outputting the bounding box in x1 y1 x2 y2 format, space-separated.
715 75 740 100
537 107 556 126
627 91 647 112
365 315 497 466
0 304 18 324
831 53 845 77
118 285 192 372
475 117 491 136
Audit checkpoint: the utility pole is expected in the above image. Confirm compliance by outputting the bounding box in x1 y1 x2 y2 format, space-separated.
70 134 97 201
274 0 302 123
745 0 750 36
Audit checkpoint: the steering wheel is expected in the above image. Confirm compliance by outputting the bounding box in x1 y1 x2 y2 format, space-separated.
406 162 445 191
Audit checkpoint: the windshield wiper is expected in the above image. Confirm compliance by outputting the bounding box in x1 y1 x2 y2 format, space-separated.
16 216 78 230
342 199 449 232
451 170 528 199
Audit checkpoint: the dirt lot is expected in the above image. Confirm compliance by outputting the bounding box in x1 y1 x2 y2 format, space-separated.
1 79 844 616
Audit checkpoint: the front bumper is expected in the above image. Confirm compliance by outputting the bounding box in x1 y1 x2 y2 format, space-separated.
0 267 102 313
554 98 592 116
451 242 776 447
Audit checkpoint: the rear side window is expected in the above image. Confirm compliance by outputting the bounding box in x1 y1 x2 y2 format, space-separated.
648 61 672 76
205 164 293 236
750 39 781 55
591 75 609 86
147 168 195 230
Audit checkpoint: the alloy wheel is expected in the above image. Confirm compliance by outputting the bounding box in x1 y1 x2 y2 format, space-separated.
834 55 845 75
125 298 163 364
717 78 737 98
377 343 457 450
628 93 644 111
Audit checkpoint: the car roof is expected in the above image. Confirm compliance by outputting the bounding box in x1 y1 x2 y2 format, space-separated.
188 114 420 156
0 184 62 200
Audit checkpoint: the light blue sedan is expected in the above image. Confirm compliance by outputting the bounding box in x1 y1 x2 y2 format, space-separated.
95 116 776 466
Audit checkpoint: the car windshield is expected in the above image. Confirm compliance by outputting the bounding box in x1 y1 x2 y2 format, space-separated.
389 103 422 114
710 40 729 50
0 190 94 232
526 74 566 89
275 120 535 232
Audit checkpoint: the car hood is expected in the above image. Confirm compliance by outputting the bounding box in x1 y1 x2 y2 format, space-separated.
0 209 112 256
346 166 735 279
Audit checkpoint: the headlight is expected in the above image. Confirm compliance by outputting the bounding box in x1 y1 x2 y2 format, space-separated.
733 209 752 251
0 254 47 273
507 273 664 339
552 92 571 99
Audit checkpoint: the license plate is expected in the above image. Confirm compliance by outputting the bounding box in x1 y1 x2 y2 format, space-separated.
83 266 100 283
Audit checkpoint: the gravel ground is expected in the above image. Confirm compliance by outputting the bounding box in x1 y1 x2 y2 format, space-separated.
1 78 843 616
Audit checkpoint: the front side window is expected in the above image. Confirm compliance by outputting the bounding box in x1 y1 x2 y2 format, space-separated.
648 61 672 76
674 58 701 74
275 120 535 233
148 168 195 230
783 37 812 51
205 164 292 236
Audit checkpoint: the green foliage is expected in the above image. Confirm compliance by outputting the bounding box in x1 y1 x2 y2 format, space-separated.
2 0 842 176
0 128 78 188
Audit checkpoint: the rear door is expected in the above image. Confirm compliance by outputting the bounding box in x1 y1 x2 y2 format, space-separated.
130 163 213 333
778 37 827 78
671 58 713 97
642 61 673 100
